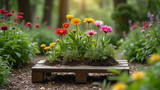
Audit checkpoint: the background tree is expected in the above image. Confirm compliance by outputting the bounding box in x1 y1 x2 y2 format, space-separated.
113 0 126 10
18 0 32 22
58 0 68 28
42 0 53 25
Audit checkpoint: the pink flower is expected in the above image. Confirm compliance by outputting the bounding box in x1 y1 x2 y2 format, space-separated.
141 30 145 33
123 31 126 34
94 20 103 27
18 12 24 15
100 25 112 33
146 34 150 37
35 24 40 28
26 22 32 27
6 13 12 17
0 8 8 13
86 29 97 36
1 25 8 30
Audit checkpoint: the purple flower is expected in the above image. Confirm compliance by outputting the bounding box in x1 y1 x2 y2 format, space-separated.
156 15 160 24
86 29 97 36
128 19 132 26
94 20 103 27
100 25 112 33
147 12 151 17
1 16 3 18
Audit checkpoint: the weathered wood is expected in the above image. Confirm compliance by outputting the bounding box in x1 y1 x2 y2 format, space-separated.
75 72 88 83
32 60 129 83
32 71 45 83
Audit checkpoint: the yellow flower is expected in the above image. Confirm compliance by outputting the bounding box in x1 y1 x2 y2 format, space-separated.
50 42 56 47
131 71 145 80
112 82 127 90
41 44 46 48
71 18 81 25
83 18 94 23
150 54 160 63
44 46 50 50
72 29 76 33
66 15 74 20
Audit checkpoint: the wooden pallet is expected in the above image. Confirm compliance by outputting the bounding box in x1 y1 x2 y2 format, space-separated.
32 60 129 83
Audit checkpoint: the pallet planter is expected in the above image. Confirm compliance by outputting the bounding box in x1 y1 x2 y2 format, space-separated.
32 60 129 83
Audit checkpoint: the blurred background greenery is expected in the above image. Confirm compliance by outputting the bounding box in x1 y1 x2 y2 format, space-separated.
0 0 159 48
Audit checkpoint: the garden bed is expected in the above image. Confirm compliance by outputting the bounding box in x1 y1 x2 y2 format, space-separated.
32 60 129 83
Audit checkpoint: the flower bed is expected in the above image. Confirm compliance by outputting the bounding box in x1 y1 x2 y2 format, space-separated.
41 15 119 66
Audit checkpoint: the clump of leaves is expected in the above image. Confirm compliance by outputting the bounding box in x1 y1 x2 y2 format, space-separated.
63 50 79 61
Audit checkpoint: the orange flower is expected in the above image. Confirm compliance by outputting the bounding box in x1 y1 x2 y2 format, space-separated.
83 18 94 23
50 43 55 47
63 23 69 28
72 29 76 33
44 46 50 50
66 15 74 20
71 18 81 25
41 44 46 48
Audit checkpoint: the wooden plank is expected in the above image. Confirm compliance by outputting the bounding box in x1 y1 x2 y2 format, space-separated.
75 72 88 83
32 71 45 83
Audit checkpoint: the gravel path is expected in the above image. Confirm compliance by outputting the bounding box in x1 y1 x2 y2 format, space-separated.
5 54 150 90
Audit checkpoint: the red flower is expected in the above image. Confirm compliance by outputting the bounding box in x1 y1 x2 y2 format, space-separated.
132 24 138 28
13 18 19 21
26 22 32 27
1 25 8 30
6 13 12 17
35 24 40 28
18 12 24 15
10 10 16 13
144 24 149 29
63 23 69 28
0 8 8 13
17 16 23 19
55 28 68 36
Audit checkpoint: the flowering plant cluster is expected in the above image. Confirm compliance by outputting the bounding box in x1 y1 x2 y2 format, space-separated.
119 12 160 62
0 8 39 67
41 15 118 62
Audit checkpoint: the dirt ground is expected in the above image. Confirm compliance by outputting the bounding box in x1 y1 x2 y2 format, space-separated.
5 55 150 90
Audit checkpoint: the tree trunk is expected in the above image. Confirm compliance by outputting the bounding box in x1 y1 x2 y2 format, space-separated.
42 0 53 25
58 0 68 28
18 0 32 22
31 4 36 24
5 0 10 11
82 0 86 14
99 0 103 8
113 0 126 10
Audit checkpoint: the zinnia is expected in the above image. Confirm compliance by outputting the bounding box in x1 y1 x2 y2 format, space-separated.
18 12 24 15
26 22 32 27
131 71 145 80
6 13 12 17
84 18 94 23
141 30 145 33
72 29 76 33
41 44 46 48
150 54 160 63
44 46 50 50
63 23 69 28
55 28 68 36
17 16 23 19
50 43 56 47
56 39 60 42
0 8 8 13
35 24 40 28
146 34 150 37
112 82 127 90
10 10 16 13
1 25 8 30
66 15 74 20
86 29 97 36
100 25 112 33
71 18 81 25
94 20 103 27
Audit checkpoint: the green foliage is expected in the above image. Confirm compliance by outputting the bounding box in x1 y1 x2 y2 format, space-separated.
0 57 11 88
63 50 79 61
107 54 160 90
0 12 39 67
112 3 137 39
30 29 57 54
119 24 160 62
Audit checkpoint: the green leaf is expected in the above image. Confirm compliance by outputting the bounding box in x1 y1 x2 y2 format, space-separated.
15 52 21 58
108 68 121 74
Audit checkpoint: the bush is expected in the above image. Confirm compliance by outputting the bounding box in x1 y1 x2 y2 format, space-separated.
119 12 160 62
30 28 57 54
0 8 39 67
112 3 137 39
0 57 11 88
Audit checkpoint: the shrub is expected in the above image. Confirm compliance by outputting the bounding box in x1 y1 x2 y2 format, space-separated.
0 8 39 67
0 57 11 88
119 12 160 62
112 3 137 39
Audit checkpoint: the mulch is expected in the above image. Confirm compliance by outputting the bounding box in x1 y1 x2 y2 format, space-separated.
5 55 150 90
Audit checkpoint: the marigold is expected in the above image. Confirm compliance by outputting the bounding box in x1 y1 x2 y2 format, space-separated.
66 15 74 20
131 71 145 80
112 82 127 90
72 29 76 33
55 28 68 36
83 18 94 23
44 46 50 50
71 18 81 25
63 23 69 28
41 44 46 48
150 54 160 63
